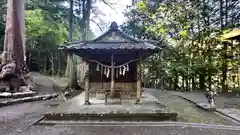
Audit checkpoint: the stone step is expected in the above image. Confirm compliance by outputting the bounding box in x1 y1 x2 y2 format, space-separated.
0 91 37 98
0 94 58 107
41 112 177 122
35 120 240 130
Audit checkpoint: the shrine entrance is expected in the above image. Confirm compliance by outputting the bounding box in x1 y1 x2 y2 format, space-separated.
60 22 159 105
44 22 177 122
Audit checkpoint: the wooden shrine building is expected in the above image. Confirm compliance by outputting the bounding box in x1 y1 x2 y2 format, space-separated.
60 22 159 105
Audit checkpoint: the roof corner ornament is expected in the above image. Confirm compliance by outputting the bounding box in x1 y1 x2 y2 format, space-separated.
109 22 118 29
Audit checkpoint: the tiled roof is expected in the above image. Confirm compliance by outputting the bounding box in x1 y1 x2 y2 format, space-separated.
60 22 160 50
62 41 158 50
222 29 240 40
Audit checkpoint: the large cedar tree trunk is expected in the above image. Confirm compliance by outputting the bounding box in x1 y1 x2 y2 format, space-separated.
3 0 25 72
67 0 79 88
0 0 29 93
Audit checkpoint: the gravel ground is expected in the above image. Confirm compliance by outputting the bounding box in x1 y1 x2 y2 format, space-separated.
172 91 240 109
8 125 240 135
0 89 239 135
0 100 55 135
147 89 238 125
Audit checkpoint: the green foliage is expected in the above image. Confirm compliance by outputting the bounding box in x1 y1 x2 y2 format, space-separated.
123 0 240 92
0 0 96 76
25 9 68 51
0 0 6 50
0 18 4 50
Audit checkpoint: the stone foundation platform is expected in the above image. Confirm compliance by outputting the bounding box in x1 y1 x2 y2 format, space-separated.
40 92 177 122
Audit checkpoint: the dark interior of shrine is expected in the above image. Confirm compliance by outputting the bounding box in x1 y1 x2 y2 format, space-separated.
73 49 155 63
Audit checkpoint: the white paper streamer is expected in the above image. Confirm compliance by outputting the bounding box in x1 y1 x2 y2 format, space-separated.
126 64 129 71
119 67 122 75
106 68 110 78
96 64 100 71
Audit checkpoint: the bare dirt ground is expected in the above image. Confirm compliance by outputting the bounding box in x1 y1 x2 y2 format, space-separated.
29 72 83 100
28 72 68 94
0 72 75 103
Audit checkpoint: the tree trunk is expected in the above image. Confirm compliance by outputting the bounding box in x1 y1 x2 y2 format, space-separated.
1 0 28 92
3 0 26 72
65 54 70 77
185 76 189 91
222 42 228 91
57 53 61 77
68 53 78 88
44 54 48 73
220 0 228 92
69 0 73 41
225 0 228 26
192 77 196 91
28 51 31 68
67 0 79 89
174 75 178 90
64 0 73 77
51 55 55 76
199 74 205 90
48 51 55 76
182 75 185 91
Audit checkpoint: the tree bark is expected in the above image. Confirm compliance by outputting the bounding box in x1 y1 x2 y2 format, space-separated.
69 0 73 41
67 0 79 89
65 54 70 77
68 53 78 88
3 0 26 72
220 0 228 91
1 0 28 93
199 74 205 90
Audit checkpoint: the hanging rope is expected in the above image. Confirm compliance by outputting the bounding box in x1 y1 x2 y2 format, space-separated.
88 58 140 68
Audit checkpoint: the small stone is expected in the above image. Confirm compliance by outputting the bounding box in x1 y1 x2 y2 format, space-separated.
20 86 30 92
28 83 37 91
0 87 6 92
0 82 10 92
0 92 12 97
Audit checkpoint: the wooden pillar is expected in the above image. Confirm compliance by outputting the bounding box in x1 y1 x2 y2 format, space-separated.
84 60 91 105
110 32 116 97
136 58 142 104
110 53 115 97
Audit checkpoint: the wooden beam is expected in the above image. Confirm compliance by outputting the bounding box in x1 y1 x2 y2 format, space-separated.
84 60 91 105
110 53 115 97
136 58 142 104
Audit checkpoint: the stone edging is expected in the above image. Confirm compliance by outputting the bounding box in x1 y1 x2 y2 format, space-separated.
0 91 37 98
0 94 58 108
176 95 215 111
42 112 178 122
215 109 240 123
177 95 240 123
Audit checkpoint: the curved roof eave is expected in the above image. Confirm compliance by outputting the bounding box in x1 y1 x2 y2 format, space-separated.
59 22 161 51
